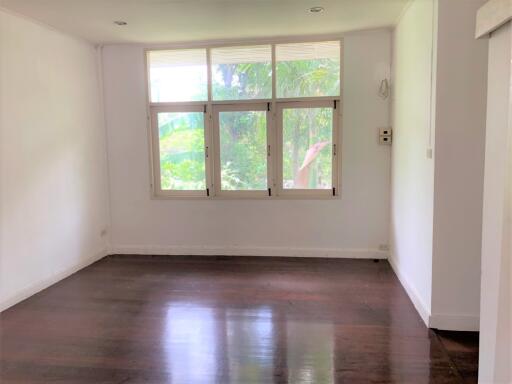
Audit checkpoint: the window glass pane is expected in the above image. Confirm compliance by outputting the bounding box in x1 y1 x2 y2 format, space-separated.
276 41 340 98
158 112 206 190
282 107 333 189
212 45 272 100
149 49 207 102
219 111 267 190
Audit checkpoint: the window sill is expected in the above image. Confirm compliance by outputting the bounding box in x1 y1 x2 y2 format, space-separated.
151 192 342 200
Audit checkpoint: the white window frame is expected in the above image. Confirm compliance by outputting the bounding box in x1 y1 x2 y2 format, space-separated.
145 37 343 199
150 104 211 198
212 103 272 198
276 100 340 198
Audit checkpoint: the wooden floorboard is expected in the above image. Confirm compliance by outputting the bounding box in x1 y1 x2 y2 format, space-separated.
0 255 478 383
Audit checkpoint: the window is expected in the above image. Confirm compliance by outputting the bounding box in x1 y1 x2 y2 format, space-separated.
146 39 341 199
151 105 209 197
276 41 340 98
211 45 272 100
148 49 208 102
213 104 270 196
277 101 338 196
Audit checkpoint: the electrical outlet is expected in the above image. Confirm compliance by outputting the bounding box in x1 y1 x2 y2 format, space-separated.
100 228 108 238
378 244 389 252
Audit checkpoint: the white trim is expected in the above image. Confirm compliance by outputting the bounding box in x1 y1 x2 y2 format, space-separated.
394 0 415 26
388 254 480 331
96 45 113 248
388 255 431 327
212 102 271 197
150 96 343 108
138 34 345 51
275 100 340 197
146 39 343 199
476 0 512 39
429 313 480 332
0 249 108 313
150 105 209 197
108 245 388 259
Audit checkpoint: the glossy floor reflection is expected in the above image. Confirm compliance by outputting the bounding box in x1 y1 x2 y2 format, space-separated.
0 256 478 383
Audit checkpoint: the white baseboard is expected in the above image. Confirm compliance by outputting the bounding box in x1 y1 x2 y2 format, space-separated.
388 255 480 331
1 245 479 332
109 245 388 259
429 314 480 331
0 246 385 313
388 255 431 327
0 248 108 313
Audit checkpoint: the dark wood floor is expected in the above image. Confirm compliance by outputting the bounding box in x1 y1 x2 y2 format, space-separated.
0 255 478 384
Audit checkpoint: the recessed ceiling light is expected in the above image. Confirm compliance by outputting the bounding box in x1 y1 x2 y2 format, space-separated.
308 6 324 13
114 21 128 26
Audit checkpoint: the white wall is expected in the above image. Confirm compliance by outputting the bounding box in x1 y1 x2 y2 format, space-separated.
430 0 487 331
391 0 487 331
390 0 436 325
0 9 110 311
479 20 511 384
102 29 392 257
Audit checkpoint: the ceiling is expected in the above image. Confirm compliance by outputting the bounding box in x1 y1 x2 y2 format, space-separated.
0 0 410 45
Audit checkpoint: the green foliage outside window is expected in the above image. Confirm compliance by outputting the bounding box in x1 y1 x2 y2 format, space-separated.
212 62 272 100
158 53 339 191
219 111 267 190
276 59 340 98
158 112 206 190
283 108 333 189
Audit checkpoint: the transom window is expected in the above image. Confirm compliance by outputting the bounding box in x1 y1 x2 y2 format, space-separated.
211 45 272 101
147 39 342 198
